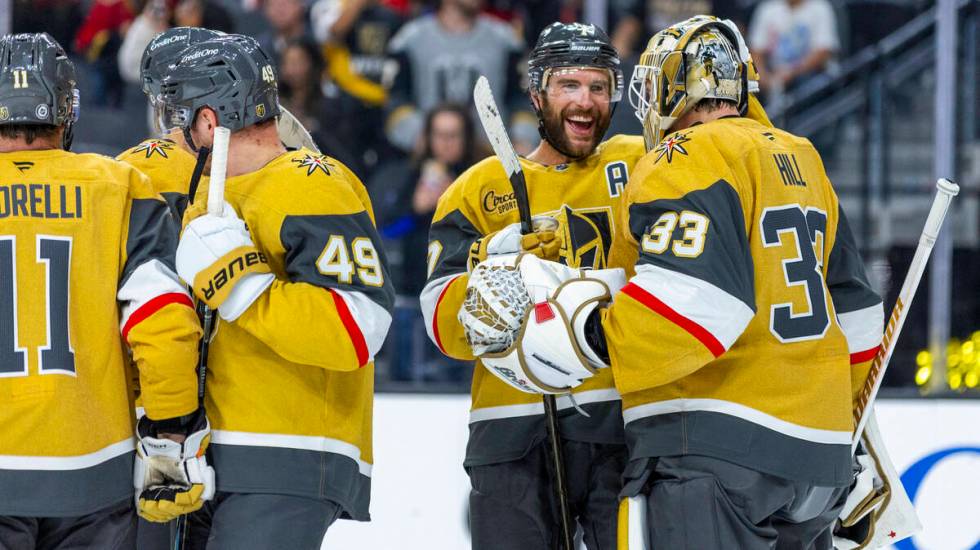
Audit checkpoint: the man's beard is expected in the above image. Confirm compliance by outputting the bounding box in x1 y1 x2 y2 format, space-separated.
539 95 611 160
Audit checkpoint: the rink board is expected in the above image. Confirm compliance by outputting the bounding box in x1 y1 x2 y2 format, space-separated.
322 396 980 550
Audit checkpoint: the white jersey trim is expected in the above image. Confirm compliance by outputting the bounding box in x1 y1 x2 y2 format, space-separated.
117 259 189 329
836 303 884 353
0 438 134 471
211 430 372 476
420 273 461 346
622 398 851 445
631 264 754 350
330 288 392 361
469 388 621 423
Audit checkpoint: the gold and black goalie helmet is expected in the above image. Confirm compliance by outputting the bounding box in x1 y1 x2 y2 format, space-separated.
628 16 752 151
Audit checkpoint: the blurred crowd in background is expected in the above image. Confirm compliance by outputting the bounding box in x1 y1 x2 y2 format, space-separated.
9 0 956 386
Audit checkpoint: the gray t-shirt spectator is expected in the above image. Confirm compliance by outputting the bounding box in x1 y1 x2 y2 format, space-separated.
388 14 522 112
383 13 524 151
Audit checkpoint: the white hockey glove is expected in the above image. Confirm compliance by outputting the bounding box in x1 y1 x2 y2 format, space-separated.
460 253 625 394
134 409 215 523
176 201 274 321
467 216 560 271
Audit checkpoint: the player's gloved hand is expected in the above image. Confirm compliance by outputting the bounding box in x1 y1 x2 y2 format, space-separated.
459 253 580 356
460 253 625 393
467 216 560 271
176 201 274 321
134 408 215 523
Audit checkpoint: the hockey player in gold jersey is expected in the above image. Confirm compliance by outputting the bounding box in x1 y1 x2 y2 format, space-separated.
157 35 394 549
421 22 644 548
465 16 885 548
0 33 204 549
117 27 223 219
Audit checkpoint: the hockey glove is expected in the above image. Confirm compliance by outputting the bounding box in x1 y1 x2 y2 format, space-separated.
176 201 274 321
134 409 215 523
467 216 560 272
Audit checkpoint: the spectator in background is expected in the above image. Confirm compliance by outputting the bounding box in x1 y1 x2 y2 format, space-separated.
311 0 404 172
385 0 525 154
277 37 364 173
257 0 312 61
74 0 136 107
117 0 234 85
373 103 479 381
375 103 479 295
749 0 839 98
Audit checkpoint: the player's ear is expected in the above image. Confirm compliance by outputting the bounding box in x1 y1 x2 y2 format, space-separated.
529 91 542 111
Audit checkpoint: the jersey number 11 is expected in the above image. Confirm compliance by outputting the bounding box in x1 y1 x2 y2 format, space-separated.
0 236 76 377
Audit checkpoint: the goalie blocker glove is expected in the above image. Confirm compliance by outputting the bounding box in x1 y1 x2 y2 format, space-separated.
135 408 216 523
460 254 625 394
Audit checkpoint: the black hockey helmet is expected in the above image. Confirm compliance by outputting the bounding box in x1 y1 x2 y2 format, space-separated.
528 22 623 103
140 27 222 99
158 34 280 140
0 33 78 148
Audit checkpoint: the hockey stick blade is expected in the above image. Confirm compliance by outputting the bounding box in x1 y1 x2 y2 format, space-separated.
473 76 533 234
851 178 959 450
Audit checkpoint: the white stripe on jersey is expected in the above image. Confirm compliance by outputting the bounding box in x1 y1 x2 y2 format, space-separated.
469 388 621 423
631 264 754 351
211 430 372 476
419 273 461 346
623 398 851 445
117 259 189 329
0 438 134 470
836 303 884 354
330 287 392 361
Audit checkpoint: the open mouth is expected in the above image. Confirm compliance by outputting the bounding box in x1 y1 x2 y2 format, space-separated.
564 114 595 139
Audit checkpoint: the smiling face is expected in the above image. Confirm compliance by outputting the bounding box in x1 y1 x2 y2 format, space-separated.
534 67 613 159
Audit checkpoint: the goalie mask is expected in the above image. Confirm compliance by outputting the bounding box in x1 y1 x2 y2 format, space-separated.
0 33 79 149
628 15 750 151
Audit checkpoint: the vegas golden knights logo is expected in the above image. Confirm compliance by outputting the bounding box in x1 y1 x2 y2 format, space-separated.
548 205 612 270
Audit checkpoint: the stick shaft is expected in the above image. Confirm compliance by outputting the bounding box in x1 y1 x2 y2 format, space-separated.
473 75 573 549
852 179 959 449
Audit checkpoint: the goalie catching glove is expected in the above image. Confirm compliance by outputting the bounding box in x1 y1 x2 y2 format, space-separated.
134 408 216 523
467 216 560 271
176 201 275 321
459 253 625 394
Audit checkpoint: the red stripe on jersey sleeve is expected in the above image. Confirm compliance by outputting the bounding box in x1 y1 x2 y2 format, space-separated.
330 289 369 367
122 292 194 344
432 275 461 355
621 282 726 358
850 346 881 365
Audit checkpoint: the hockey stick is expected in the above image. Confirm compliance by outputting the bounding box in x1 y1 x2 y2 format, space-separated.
172 126 230 550
851 178 959 450
474 76 574 550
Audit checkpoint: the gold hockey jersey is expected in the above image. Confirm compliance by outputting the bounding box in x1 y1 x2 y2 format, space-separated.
186 148 394 520
602 117 883 487
421 135 645 466
0 149 201 516
117 138 201 218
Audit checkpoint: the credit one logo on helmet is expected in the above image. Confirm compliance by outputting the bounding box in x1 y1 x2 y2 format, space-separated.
896 446 980 550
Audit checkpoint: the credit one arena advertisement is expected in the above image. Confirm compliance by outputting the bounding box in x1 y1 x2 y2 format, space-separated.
323 397 980 550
